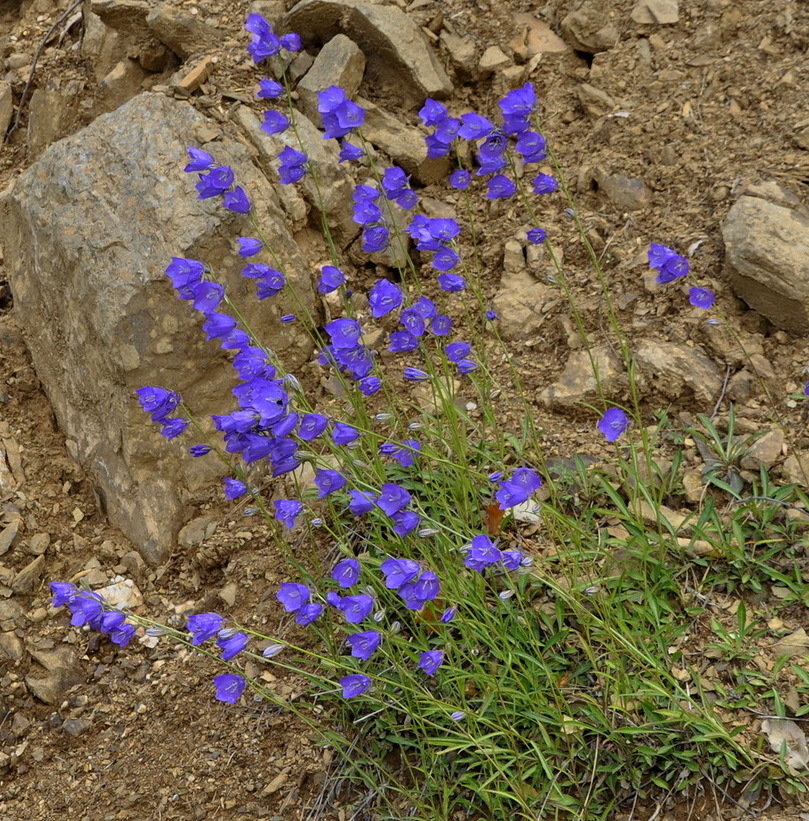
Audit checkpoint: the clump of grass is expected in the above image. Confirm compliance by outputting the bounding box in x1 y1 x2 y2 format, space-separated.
48 12 809 820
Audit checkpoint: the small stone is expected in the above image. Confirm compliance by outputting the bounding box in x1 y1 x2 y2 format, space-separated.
62 717 92 737
681 470 704 504
440 31 477 75
357 97 449 185
775 628 809 659
722 196 809 333
0 632 24 662
634 340 721 404
263 773 289 795
513 13 570 56
175 55 214 93
492 272 552 342
783 453 809 487
503 239 526 275
740 429 784 471
95 578 144 609
560 7 619 53
178 516 215 548
27 533 50 556
25 646 83 705
741 180 801 209
599 173 653 211
219 582 237 607
98 59 148 112
631 0 679 25
0 82 12 139
478 45 510 76
146 4 224 59
11 555 45 595
540 346 624 406
578 83 616 118
284 0 452 106
297 34 366 122
0 521 19 556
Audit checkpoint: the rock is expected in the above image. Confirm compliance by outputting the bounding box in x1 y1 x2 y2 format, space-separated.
95 578 143 609
0 600 24 630
492 272 552 341
478 46 510 77
146 4 224 60
173 55 215 93
82 10 129 80
284 0 452 107
503 239 525 275
775 628 809 659
27 533 50 556
25 646 83 705
98 58 148 112
722 196 809 333
700 322 764 365
178 516 216 547
219 582 237 607
727 369 754 402
233 104 357 244
138 40 174 73
27 81 82 158
249 0 285 27
0 521 18 556
783 453 809 487
740 179 801 209
1 92 316 564
740 429 784 471
0 632 24 662
795 123 809 151
539 346 624 406
639 500 692 533
11 555 45 595
681 470 704 504
91 0 151 38
577 83 616 118
560 7 619 54
440 31 477 76
297 34 366 122
62 718 93 737
599 173 653 211
0 82 12 138
356 97 450 185
634 340 722 404
513 13 570 57
631 0 679 25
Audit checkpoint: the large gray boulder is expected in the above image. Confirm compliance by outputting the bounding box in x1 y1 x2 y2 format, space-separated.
722 195 809 333
0 92 316 564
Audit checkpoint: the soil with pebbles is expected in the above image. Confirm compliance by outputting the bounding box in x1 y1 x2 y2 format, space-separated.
2 0 809 819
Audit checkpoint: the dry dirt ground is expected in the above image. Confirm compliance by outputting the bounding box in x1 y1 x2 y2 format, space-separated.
2 0 809 819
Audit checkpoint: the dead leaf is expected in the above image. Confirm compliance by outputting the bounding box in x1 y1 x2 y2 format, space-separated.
761 718 809 771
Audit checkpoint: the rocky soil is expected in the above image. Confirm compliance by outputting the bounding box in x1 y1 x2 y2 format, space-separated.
1 0 809 819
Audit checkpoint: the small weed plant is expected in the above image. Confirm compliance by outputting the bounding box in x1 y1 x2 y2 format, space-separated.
49 12 809 821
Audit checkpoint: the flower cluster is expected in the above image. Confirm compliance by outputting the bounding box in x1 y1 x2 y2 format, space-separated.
352 184 390 253
648 243 715 311
135 385 187 439
50 582 137 646
419 85 556 214
275 553 448 699
245 13 301 63
462 534 523 572
185 148 251 214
